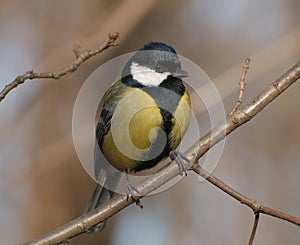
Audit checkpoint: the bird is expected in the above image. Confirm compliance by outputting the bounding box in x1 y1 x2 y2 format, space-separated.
84 42 191 232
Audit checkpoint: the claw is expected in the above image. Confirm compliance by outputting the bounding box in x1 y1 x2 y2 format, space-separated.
169 150 190 176
125 171 143 208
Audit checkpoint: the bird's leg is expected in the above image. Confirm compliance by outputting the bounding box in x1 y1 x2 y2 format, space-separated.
125 169 143 209
169 150 190 176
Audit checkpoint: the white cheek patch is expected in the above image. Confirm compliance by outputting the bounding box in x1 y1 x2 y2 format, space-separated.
130 62 170 87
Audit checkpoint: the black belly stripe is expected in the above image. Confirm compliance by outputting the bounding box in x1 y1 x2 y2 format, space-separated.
123 75 186 171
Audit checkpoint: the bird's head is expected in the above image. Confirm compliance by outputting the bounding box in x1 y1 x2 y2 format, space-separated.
122 42 188 87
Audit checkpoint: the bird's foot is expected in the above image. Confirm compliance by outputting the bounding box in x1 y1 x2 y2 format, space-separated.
169 150 190 176
125 172 143 209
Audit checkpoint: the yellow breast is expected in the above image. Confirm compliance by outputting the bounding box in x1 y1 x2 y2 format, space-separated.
102 88 163 171
101 84 191 172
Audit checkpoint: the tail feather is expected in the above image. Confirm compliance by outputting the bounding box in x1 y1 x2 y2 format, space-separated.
84 183 113 232
84 164 121 232
84 139 121 232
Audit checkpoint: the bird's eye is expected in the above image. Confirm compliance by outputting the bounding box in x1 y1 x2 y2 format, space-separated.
156 64 163 72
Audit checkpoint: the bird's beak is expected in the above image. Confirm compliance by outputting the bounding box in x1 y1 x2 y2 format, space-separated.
172 68 189 78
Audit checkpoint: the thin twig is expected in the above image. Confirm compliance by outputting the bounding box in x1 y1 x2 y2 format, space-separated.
0 32 119 103
22 61 300 245
230 58 251 115
191 163 300 226
248 213 260 245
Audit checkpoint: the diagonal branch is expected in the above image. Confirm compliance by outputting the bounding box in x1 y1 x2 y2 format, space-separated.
191 164 300 226
0 32 119 103
22 61 300 245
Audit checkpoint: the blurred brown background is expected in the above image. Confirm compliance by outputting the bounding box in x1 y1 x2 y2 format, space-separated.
0 0 299 244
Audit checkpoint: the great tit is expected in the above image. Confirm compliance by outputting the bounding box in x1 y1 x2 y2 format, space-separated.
84 42 191 232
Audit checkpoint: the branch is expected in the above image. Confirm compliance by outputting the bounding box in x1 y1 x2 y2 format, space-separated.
191 164 300 225
0 32 119 103
248 213 260 245
22 61 300 245
230 57 250 115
